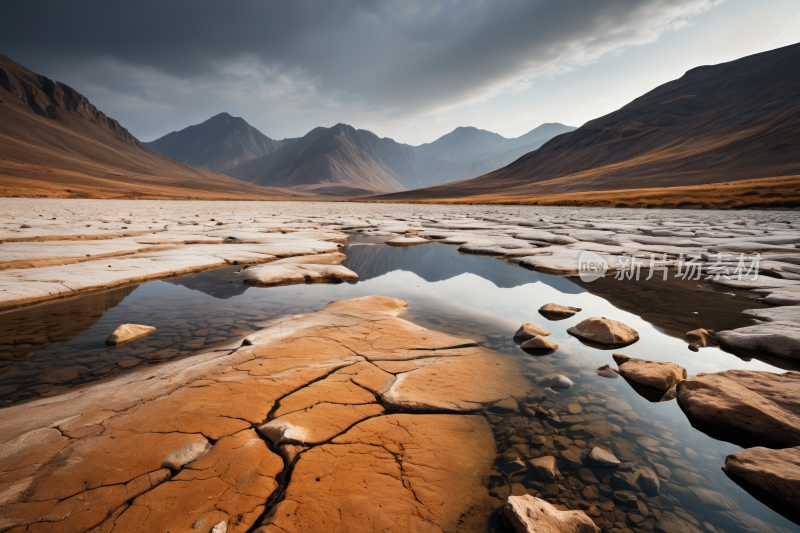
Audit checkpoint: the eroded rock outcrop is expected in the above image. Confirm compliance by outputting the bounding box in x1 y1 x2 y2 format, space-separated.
723 446 800 508
676 369 800 446
612 353 688 391
0 295 529 533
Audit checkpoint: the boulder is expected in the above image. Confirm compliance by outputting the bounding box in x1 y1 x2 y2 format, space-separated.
588 447 620 468
514 322 551 340
528 456 558 481
106 323 156 346
685 328 718 351
567 317 639 348
520 336 559 352
723 446 800 507
717 321 800 360
502 495 599 533
539 303 582 320
612 353 687 391
676 369 800 446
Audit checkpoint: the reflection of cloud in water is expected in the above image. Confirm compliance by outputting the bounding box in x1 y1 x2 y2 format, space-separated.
342 242 583 293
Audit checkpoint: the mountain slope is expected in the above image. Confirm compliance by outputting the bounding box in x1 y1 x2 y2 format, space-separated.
409 123 575 186
146 113 284 174
0 55 299 199
375 43 800 202
232 123 421 195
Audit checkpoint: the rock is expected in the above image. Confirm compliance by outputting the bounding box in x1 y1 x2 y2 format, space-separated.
588 447 620 468
490 398 519 413
637 467 660 496
161 438 213 470
685 328 718 350
530 435 547 447
579 468 600 484
502 495 600 533
567 403 583 414
514 322 552 340
596 364 619 378
660 383 678 402
689 487 737 510
612 353 687 391
605 397 632 413
539 303 582 320
560 450 583 470
654 511 704 533
540 374 573 389
744 306 800 324
611 471 640 492
520 336 559 352
636 436 659 448
723 446 800 508
210 522 227 533
106 323 156 346
528 456 559 481
653 463 672 479
567 318 639 348
676 369 800 446
717 321 800 360
612 490 638 506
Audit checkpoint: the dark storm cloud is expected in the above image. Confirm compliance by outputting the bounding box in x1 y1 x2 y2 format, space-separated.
0 0 721 139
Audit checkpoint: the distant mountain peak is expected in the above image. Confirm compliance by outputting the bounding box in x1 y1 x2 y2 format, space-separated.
146 113 283 173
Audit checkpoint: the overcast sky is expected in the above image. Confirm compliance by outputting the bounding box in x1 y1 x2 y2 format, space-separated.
2 0 799 145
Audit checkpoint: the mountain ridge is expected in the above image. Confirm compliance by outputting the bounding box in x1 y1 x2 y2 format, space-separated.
0 54 304 200
372 42 800 203
146 112 285 174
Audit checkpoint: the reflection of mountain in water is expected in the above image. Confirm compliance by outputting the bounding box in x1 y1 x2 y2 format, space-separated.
163 267 250 299
342 242 583 294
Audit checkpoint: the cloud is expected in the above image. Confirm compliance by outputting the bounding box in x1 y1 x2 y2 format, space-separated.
1 0 724 141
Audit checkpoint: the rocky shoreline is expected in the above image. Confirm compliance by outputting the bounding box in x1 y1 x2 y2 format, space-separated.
0 200 799 532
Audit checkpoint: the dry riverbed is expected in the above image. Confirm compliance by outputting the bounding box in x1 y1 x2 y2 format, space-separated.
0 199 799 533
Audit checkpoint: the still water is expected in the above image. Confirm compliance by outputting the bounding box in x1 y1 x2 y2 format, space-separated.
0 240 796 532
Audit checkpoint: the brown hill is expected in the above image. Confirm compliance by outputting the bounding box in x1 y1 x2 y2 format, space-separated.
145 112 286 174
0 55 305 200
231 123 421 195
373 43 800 204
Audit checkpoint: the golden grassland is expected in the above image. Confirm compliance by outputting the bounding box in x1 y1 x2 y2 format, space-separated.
355 175 800 209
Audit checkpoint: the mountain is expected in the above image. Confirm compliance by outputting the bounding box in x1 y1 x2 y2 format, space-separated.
410 123 575 186
230 123 421 196
0 55 300 200
145 113 285 174
374 43 800 204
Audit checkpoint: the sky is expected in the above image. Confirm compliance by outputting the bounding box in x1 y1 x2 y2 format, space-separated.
2 0 799 145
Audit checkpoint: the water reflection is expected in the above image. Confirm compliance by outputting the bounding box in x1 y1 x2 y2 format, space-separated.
342 241 583 293
0 241 796 532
